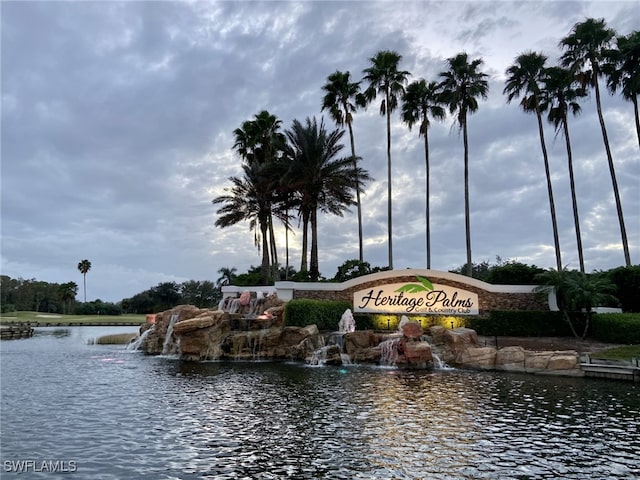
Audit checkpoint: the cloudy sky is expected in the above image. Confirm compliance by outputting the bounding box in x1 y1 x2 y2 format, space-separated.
2 0 638 303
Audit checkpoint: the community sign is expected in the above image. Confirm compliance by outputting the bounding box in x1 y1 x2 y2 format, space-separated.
353 275 479 315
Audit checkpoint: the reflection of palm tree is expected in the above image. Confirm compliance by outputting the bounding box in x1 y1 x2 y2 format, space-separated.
360 50 410 269
504 51 562 272
401 79 446 269
285 117 371 280
322 70 364 262
560 18 631 267
77 259 91 303
439 53 488 277
542 66 587 273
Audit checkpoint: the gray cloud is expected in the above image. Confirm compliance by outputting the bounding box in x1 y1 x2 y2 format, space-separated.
1 1 638 302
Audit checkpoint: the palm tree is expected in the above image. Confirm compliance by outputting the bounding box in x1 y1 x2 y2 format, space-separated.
77 259 91 303
401 79 446 269
58 281 78 314
604 30 640 150
285 117 371 280
504 51 562 272
321 70 365 263
542 66 588 273
217 111 287 284
560 18 631 267
439 52 489 277
216 267 237 288
360 50 410 269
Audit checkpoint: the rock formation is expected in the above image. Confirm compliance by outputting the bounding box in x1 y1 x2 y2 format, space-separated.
131 304 581 377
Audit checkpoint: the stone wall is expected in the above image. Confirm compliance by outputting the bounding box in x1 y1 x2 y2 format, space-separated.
288 271 547 315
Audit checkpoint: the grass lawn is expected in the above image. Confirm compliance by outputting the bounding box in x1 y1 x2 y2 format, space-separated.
591 345 640 361
0 311 146 325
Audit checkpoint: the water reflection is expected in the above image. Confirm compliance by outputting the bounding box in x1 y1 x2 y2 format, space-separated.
1 328 638 479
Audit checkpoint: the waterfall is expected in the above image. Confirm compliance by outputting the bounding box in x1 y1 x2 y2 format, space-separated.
378 338 400 366
432 352 453 370
127 325 155 351
161 314 180 355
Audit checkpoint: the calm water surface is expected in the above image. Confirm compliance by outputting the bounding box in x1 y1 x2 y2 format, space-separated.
1 327 639 479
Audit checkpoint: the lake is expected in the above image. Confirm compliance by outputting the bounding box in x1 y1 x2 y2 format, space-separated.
1 326 639 479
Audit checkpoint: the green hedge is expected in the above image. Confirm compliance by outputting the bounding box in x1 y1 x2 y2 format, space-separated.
284 299 353 330
590 313 640 344
467 310 574 337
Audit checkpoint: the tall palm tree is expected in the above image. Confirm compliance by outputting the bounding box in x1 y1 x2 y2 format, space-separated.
213 162 275 285
401 79 446 269
504 51 562 272
220 111 287 284
542 66 588 273
360 50 410 269
285 117 371 280
439 52 489 277
560 18 631 267
77 259 91 303
321 70 365 263
604 30 640 150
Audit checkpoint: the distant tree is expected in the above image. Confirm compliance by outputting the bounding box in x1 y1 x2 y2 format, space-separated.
560 18 631 266
603 265 640 312
486 261 545 285
150 282 181 311
216 267 237 288
440 52 489 277
360 50 410 269
58 281 78 314
77 259 92 302
181 280 218 308
332 259 373 282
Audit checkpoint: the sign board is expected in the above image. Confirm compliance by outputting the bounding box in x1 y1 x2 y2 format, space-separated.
353 276 479 315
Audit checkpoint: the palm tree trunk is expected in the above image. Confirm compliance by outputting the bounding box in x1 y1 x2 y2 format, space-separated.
347 121 364 263
424 126 431 269
562 117 585 273
300 210 309 272
463 117 472 277
633 94 640 153
310 208 319 281
260 218 271 284
594 79 631 266
386 91 393 270
268 214 279 281
285 208 290 280
536 108 563 272
83 275 87 303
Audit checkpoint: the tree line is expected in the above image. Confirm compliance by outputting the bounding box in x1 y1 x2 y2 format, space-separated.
213 18 637 283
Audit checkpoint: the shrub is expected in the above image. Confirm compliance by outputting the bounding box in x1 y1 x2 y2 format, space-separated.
284 299 353 330
590 313 640 344
467 310 574 337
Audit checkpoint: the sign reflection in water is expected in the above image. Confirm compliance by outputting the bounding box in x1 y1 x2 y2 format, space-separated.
1 326 639 479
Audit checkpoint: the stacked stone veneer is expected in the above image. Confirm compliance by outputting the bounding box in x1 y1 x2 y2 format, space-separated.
270 269 548 315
